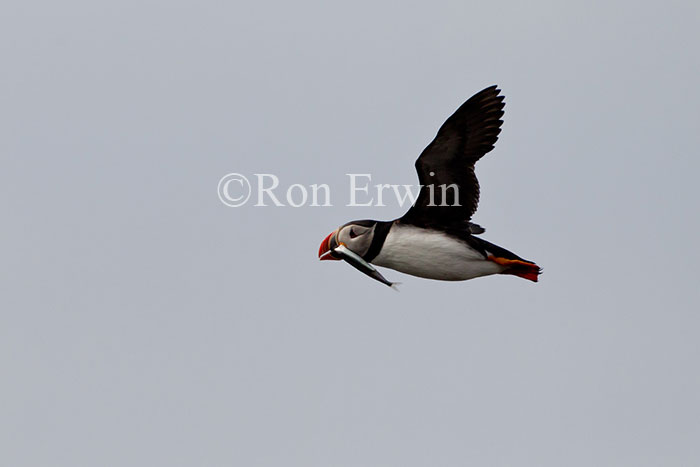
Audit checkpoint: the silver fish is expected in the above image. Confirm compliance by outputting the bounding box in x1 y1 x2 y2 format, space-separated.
333 244 400 290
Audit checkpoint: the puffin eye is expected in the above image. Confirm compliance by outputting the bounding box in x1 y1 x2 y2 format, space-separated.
349 228 358 239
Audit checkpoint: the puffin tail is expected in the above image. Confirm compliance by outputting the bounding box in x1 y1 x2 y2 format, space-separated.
488 256 542 282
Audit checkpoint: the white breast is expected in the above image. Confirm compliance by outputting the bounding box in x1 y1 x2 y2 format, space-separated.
372 224 503 281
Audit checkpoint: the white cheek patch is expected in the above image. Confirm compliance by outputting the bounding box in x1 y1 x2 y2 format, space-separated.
340 224 375 257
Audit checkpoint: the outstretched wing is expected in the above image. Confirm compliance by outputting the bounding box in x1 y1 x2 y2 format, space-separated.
400 85 505 229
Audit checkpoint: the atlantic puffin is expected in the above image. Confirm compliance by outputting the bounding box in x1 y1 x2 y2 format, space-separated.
318 85 541 287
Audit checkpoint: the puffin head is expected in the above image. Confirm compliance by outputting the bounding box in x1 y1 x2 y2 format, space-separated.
318 220 378 261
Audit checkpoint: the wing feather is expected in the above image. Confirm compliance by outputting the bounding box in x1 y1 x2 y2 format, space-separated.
400 85 505 229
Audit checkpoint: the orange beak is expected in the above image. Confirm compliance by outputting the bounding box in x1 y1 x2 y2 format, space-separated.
318 231 341 261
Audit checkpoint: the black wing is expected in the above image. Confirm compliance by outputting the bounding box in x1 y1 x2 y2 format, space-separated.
400 85 505 229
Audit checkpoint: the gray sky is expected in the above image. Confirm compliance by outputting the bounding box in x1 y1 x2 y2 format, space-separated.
2 1 699 466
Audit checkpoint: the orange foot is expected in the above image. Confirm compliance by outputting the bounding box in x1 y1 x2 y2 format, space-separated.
487 256 542 282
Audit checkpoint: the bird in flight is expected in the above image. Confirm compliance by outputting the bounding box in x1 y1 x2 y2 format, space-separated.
318 85 541 288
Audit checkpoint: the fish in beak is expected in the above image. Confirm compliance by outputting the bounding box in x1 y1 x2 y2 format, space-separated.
318 232 400 290
333 244 400 290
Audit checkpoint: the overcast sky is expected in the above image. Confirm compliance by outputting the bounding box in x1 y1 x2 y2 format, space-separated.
2 1 700 466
